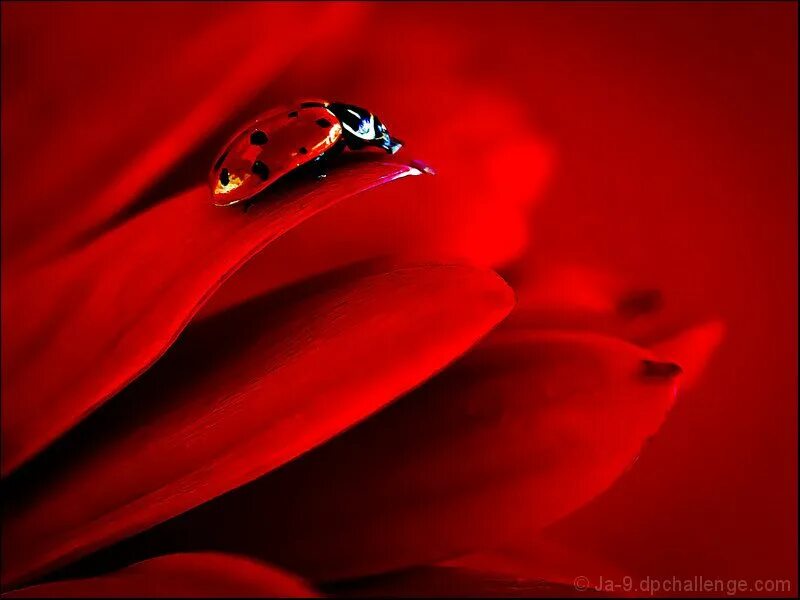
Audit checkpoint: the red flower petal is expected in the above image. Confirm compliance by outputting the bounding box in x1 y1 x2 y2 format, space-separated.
2 553 315 598
324 566 606 598
503 262 672 338
109 331 679 582
1 158 425 477
649 321 725 389
504 264 725 387
193 98 550 322
3 263 513 587
208 39 555 300
448 536 631 594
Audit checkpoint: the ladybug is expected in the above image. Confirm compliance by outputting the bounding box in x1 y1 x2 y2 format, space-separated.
209 99 404 206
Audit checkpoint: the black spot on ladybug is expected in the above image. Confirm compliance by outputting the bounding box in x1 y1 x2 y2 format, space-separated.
252 160 270 180
298 146 308 155
250 130 268 145
214 150 229 171
300 101 326 108
288 111 299 118
219 168 230 186
316 118 332 128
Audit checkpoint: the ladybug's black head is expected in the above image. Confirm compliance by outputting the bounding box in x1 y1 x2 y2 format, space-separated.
328 102 403 155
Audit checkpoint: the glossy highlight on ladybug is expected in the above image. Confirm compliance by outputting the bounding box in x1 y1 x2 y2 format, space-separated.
209 99 404 206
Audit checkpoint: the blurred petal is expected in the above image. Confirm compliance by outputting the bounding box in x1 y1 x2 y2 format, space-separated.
2 2 365 264
649 320 725 389
330 88 553 268
506 263 655 333
3 264 513 587
343 24 554 268
505 264 725 385
448 536 630 594
1 157 425 476
324 566 607 598
104 331 679 582
3 553 315 598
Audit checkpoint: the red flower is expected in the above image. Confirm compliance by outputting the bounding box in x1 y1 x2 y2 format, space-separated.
2 2 795 597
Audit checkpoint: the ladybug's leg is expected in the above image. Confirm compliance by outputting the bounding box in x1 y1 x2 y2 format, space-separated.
327 138 347 157
342 137 366 152
313 161 328 181
306 139 347 180
304 156 330 181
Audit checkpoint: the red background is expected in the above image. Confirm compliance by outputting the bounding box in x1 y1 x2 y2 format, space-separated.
480 2 799 587
2 1 797 594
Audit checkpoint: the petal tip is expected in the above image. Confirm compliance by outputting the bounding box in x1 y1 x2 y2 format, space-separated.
408 159 437 176
641 359 683 380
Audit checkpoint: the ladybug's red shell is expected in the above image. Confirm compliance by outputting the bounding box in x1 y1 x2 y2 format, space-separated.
209 102 342 206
